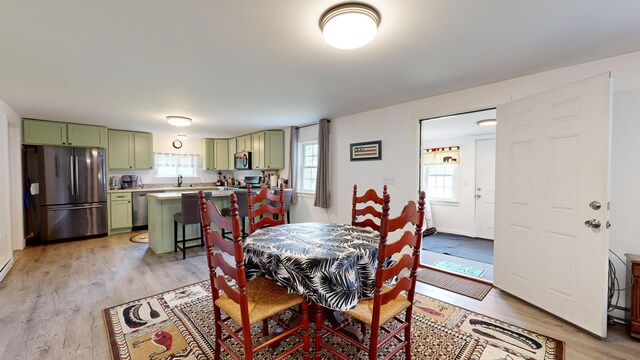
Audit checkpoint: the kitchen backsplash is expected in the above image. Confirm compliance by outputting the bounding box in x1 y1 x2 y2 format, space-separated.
108 168 263 188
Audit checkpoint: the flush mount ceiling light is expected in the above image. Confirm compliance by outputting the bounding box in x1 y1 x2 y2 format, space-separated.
320 3 381 49
176 134 189 140
477 119 497 126
167 116 192 127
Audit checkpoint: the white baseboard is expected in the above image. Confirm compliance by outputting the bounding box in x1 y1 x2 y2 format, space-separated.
0 257 14 283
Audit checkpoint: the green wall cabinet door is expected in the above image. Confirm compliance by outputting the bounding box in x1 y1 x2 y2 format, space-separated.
22 119 68 145
67 123 108 147
202 139 215 170
214 139 229 170
251 132 265 169
228 138 236 170
264 130 284 169
134 132 153 169
108 130 134 169
237 135 252 152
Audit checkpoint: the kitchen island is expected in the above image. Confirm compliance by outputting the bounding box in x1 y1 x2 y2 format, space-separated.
147 190 233 254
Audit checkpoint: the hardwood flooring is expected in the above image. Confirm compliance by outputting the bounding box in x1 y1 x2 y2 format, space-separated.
0 231 638 359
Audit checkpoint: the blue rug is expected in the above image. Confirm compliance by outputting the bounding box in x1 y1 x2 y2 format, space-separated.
433 260 486 278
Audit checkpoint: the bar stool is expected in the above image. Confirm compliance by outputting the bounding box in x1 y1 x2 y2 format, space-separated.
273 188 293 223
174 192 212 259
221 189 253 238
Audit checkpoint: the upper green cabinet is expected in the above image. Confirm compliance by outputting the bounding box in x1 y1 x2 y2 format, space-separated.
236 135 252 152
251 130 284 170
108 129 153 169
228 138 236 170
202 138 231 170
23 119 107 147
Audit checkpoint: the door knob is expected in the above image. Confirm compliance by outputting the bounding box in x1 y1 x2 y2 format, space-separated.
584 219 601 228
589 201 601 210
475 194 481 199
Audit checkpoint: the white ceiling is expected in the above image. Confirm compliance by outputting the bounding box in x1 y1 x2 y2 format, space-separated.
2 1 640 138
422 109 497 141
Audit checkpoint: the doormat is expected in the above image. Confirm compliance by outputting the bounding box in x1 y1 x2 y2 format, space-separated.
417 268 492 301
433 260 486 277
103 281 563 360
129 233 149 243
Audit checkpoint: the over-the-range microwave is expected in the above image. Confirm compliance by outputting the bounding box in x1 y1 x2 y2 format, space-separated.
234 151 252 170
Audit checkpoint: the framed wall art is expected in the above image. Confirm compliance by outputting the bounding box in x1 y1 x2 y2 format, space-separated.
350 140 382 161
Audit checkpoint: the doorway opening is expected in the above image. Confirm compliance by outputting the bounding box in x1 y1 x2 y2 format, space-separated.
419 108 496 282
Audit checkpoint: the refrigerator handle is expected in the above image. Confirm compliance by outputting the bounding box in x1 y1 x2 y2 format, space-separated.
70 155 75 196
75 155 79 196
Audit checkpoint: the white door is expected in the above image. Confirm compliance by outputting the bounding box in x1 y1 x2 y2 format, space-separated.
494 73 611 337
475 138 496 240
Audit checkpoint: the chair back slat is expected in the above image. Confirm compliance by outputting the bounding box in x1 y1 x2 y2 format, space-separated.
381 254 414 282
380 276 412 305
351 184 388 231
214 274 241 303
248 184 285 234
384 231 417 257
211 252 239 281
387 201 422 233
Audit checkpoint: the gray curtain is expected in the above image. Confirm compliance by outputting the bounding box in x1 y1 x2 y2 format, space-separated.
289 126 299 204
314 118 331 208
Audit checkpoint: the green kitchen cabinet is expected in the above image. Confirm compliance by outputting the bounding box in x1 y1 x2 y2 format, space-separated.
202 138 231 170
67 123 108 147
236 135 252 152
251 130 284 170
109 193 132 231
108 130 153 169
251 132 265 169
134 132 153 169
23 119 108 147
228 138 236 170
23 119 68 145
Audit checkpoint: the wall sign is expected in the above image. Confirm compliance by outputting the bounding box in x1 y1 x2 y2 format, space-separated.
350 140 382 161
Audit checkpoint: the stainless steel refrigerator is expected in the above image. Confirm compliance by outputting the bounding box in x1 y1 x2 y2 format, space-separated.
37 146 108 241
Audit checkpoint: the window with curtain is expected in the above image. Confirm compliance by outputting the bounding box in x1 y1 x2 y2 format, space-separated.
421 146 460 201
298 141 318 193
154 153 199 178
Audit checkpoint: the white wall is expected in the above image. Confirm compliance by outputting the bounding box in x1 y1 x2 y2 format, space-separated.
0 98 21 279
296 50 640 311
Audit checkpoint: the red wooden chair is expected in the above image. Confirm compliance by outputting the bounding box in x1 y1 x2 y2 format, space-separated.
247 183 285 234
351 184 388 231
198 191 310 360
315 191 426 360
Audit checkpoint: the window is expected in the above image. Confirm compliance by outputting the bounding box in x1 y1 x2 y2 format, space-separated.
154 153 199 178
299 141 318 193
424 164 458 200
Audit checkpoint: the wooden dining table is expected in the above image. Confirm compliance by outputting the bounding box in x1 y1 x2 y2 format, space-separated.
243 222 381 312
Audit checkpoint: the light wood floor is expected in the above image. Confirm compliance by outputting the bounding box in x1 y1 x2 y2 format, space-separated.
0 231 638 359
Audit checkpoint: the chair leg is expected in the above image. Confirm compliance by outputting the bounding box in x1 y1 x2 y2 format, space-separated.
360 320 367 337
241 218 246 238
174 220 178 252
200 224 204 247
404 309 413 360
287 211 290 224
368 321 380 360
301 301 310 360
182 224 186 260
314 305 323 360
214 306 222 360
262 319 269 336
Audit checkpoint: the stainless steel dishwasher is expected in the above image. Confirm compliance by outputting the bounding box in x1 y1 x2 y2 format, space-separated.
132 191 163 228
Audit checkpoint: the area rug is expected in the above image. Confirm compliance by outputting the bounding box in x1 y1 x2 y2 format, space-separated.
433 260 487 278
103 281 563 360
423 232 494 264
130 232 149 243
417 268 493 301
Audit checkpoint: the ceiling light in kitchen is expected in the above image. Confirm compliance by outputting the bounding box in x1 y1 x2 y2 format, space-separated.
167 116 192 127
476 119 497 126
320 3 381 49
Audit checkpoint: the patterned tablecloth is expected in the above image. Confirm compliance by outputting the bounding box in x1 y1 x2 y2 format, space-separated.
244 223 380 311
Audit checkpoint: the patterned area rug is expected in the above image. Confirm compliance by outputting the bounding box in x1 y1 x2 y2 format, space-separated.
417 268 493 301
433 260 487 278
103 281 564 359
129 233 149 243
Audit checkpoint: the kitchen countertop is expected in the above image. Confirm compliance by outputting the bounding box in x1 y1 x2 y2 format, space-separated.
147 190 234 200
107 186 226 193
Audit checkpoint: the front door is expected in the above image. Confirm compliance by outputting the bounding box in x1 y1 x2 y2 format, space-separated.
494 73 611 337
475 138 496 239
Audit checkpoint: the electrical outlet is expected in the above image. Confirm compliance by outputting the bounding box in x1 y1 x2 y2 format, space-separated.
383 177 395 185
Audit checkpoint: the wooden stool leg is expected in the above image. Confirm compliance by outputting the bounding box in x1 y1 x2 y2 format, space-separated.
173 220 178 252
302 301 310 360
314 305 323 360
182 224 186 259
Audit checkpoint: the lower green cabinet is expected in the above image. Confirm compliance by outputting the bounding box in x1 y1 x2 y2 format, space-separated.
109 193 132 231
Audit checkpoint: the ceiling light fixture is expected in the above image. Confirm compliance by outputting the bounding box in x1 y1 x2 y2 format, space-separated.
477 119 497 126
320 3 381 49
176 134 189 140
167 116 192 127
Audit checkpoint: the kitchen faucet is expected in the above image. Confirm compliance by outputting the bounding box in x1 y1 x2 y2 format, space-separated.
178 174 183 187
